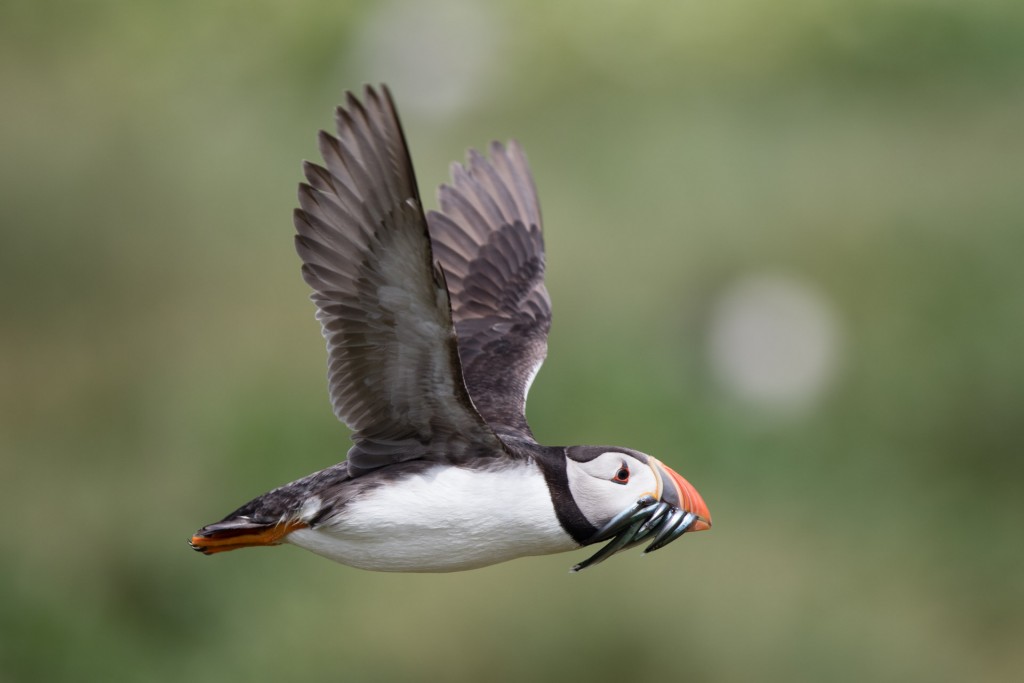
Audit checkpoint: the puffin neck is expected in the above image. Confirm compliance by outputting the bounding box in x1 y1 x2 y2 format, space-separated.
532 446 598 545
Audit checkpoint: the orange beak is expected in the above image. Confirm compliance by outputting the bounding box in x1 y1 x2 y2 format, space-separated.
571 457 711 571
651 458 712 532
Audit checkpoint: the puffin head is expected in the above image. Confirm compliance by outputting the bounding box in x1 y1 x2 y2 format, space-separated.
564 446 711 572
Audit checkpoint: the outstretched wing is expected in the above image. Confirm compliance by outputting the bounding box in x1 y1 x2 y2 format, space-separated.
427 142 551 441
293 85 508 475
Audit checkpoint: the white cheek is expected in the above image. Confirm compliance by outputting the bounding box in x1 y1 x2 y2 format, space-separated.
631 470 659 498
566 464 646 525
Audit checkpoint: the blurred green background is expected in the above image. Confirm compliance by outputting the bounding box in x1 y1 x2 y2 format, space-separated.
3 0 1023 681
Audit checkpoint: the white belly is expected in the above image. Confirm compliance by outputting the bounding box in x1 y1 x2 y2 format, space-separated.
286 462 577 572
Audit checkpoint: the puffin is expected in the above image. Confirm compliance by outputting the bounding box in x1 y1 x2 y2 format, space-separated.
189 85 711 573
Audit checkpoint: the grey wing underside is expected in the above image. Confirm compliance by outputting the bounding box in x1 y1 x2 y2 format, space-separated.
427 142 552 441
293 85 507 475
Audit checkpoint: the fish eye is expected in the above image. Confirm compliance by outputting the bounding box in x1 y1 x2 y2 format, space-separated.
611 464 630 484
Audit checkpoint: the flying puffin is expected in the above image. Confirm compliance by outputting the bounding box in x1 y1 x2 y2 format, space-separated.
189 85 711 573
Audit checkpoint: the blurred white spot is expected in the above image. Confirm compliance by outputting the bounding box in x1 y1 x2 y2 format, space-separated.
707 273 843 413
351 0 500 120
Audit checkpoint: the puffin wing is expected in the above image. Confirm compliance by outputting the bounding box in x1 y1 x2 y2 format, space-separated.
293 85 508 475
427 142 551 440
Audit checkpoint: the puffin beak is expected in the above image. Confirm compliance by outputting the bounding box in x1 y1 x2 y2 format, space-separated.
570 458 712 572
650 458 711 533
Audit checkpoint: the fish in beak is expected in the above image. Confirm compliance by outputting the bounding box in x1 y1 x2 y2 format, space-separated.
571 457 711 572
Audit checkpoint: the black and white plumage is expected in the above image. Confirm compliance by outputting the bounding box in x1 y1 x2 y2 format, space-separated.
190 85 710 573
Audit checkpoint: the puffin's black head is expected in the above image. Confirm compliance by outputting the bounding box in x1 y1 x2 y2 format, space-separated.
564 446 711 572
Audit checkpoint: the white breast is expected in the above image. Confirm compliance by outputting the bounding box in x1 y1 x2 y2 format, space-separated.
286 462 577 572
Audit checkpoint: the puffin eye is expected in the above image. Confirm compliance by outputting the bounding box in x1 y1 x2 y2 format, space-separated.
611 465 630 484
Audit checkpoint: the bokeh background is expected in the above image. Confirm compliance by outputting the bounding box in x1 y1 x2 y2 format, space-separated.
3 1 1023 681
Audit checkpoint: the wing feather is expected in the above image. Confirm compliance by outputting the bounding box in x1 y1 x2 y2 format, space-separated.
293 85 507 475
427 141 552 440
